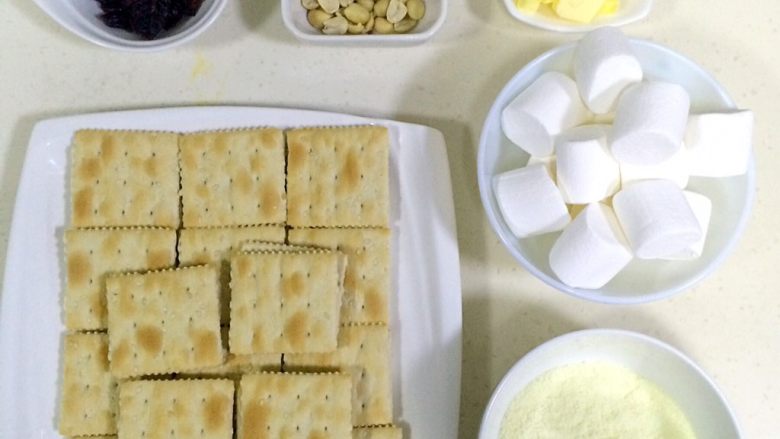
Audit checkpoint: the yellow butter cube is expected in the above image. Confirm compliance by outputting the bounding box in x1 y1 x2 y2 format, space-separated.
554 0 606 23
515 0 542 13
598 0 619 16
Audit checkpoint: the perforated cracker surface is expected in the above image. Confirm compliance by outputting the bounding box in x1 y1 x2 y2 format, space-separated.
178 226 286 323
106 265 223 378
178 226 287 265
180 129 286 227
185 327 283 376
70 130 180 228
59 333 117 436
289 228 390 324
229 251 344 355
286 324 392 426
287 126 389 227
118 379 233 439
64 227 176 330
237 373 352 439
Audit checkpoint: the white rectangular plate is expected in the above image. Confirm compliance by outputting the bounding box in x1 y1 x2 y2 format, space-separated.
0 106 462 438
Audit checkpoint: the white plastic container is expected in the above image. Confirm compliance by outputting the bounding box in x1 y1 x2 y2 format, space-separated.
501 0 652 33
32 0 227 52
281 0 447 45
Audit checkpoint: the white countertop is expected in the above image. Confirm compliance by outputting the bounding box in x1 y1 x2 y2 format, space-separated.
1 0 778 437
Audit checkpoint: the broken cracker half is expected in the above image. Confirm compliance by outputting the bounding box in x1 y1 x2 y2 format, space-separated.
59 332 117 437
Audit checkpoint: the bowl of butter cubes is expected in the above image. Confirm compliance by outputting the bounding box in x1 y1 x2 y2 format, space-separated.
503 0 653 33
478 27 755 304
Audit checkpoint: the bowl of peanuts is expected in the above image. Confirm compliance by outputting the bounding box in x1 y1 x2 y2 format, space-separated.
281 0 446 44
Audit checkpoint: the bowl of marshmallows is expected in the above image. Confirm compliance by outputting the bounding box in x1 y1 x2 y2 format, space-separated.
478 27 755 304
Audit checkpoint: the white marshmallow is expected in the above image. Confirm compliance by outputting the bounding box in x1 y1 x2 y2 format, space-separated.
612 180 702 259
501 71 590 156
611 82 691 166
574 27 644 114
685 110 754 177
549 203 633 289
493 164 571 238
555 125 620 204
662 191 713 260
620 144 690 189
527 155 557 179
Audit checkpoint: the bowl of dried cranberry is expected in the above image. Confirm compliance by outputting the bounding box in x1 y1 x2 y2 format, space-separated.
33 0 227 51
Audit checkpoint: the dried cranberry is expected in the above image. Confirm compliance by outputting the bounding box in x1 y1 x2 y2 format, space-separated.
95 0 204 40
101 11 130 30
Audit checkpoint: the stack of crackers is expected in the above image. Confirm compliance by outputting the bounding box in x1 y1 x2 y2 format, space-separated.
59 126 402 439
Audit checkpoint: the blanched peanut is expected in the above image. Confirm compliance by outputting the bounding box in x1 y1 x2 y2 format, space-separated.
307 8 332 29
374 0 389 17
386 0 408 23
318 0 340 14
301 0 320 10
373 16 394 33
304 0 425 35
393 17 417 32
343 3 371 24
323 15 349 33
406 0 425 20
348 22 365 33
357 0 375 10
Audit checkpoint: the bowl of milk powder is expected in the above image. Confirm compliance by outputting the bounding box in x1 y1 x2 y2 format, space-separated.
479 329 740 438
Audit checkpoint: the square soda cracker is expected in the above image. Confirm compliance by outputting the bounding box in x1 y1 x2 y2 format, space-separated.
70 130 180 228
106 265 223 378
59 333 117 436
64 227 177 330
180 129 286 227
353 426 403 439
285 324 392 426
289 228 391 324
118 379 234 439
287 126 390 227
229 250 345 355
178 226 286 323
237 372 352 439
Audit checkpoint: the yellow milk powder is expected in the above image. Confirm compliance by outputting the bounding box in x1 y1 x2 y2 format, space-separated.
499 362 697 439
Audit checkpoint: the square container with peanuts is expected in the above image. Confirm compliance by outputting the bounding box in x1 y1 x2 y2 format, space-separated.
281 0 447 45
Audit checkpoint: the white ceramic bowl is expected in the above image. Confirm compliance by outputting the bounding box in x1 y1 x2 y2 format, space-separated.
281 0 447 46
479 329 741 438
502 0 653 33
477 39 755 304
32 0 227 52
